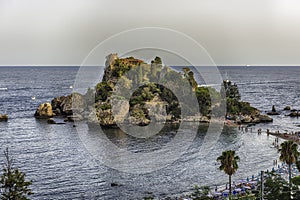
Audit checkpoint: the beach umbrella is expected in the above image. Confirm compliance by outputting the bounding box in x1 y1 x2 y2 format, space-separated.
214 192 222 196
244 186 251 190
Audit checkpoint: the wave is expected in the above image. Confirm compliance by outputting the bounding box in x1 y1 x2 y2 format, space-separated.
0 87 8 91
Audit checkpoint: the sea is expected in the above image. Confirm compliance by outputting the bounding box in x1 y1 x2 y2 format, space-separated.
0 66 299 199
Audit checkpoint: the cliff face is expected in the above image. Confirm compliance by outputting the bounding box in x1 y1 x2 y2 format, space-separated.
94 54 178 126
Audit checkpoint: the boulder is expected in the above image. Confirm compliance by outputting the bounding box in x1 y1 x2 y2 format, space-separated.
34 103 54 118
267 105 280 115
52 93 86 116
288 111 300 117
0 114 8 121
258 114 273 123
284 106 291 111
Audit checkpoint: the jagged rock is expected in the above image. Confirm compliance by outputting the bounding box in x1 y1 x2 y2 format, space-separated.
241 115 253 123
267 105 280 115
51 93 86 116
98 109 115 126
284 106 291 111
144 94 168 122
272 105 276 112
88 107 99 124
0 114 8 121
34 103 54 118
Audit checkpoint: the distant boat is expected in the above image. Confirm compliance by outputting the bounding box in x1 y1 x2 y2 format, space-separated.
246 64 251 67
69 85 73 89
31 96 36 100
0 87 7 91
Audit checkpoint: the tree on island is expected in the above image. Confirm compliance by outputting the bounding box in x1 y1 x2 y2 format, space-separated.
278 141 300 187
217 150 240 197
0 147 33 200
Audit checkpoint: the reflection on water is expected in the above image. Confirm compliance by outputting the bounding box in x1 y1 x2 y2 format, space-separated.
78 122 279 199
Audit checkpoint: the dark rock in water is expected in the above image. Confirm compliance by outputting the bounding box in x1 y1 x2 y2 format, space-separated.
284 106 291 111
0 114 8 121
288 111 300 117
47 118 56 124
51 93 86 116
267 105 280 115
34 103 54 118
267 111 280 115
272 105 276 112
111 182 121 187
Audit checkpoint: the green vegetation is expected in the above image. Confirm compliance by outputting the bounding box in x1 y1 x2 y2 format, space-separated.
222 80 257 116
256 172 300 200
278 141 300 187
95 82 113 101
189 185 213 200
0 148 33 200
92 54 261 125
217 150 240 197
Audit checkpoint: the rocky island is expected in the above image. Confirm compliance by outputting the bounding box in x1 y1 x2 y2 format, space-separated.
34 54 272 126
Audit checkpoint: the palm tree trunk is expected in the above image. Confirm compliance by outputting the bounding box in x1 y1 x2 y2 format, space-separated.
289 163 292 187
229 174 232 197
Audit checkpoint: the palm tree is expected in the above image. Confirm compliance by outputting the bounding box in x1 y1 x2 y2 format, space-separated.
278 141 300 187
217 150 240 196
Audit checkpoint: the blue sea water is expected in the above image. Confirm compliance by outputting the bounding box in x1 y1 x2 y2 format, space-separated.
0 66 299 199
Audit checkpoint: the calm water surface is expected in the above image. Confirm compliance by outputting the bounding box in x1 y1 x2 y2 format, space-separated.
0 66 299 199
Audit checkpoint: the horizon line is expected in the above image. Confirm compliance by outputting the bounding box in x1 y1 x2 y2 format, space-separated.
1 64 300 67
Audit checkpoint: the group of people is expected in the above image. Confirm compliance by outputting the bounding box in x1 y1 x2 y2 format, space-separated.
272 137 280 148
238 125 253 133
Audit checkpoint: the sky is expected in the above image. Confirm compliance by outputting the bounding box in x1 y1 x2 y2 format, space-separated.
1 0 300 66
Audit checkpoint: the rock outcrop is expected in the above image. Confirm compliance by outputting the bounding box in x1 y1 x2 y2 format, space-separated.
267 105 280 115
288 110 300 117
284 106 291 111
51 93 86 116
35 93 86 122
34 103 54 118
235 113 273 124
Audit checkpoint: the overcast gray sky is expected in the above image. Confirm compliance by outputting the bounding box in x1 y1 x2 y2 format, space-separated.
1 0 300 66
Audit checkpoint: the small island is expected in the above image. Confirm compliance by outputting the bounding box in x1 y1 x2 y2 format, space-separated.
34 54 272 126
